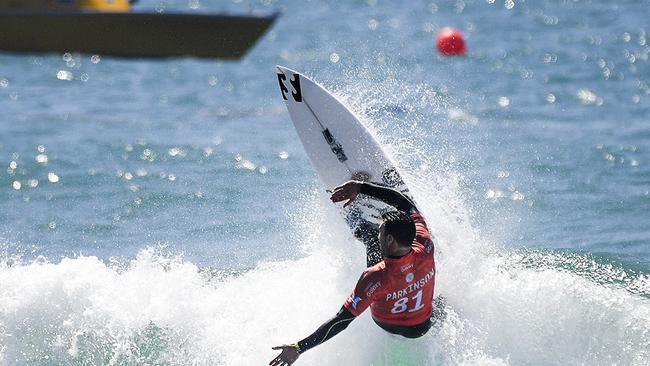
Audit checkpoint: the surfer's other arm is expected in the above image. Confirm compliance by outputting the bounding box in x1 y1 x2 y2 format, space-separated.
330 180 418 213
270 307 355 365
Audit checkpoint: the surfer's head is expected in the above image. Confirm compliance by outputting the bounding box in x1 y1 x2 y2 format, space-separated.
378 211 416 258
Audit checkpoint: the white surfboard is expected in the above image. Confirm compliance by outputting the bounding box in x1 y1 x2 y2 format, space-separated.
276 65 414 229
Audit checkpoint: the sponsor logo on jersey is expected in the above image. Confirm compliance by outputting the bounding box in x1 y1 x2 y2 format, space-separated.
400 263 414 272
405 272 414 282
365 281 381 297
351 295 362 310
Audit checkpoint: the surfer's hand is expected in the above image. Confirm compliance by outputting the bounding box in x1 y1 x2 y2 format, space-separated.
330 180 362 207
270 345 300 366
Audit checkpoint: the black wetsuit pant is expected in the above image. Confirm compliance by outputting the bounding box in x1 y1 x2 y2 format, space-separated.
375 318 433 338
354 220 383 267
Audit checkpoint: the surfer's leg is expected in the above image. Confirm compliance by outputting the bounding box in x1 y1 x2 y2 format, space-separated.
345 206 382 267
355 221 382 267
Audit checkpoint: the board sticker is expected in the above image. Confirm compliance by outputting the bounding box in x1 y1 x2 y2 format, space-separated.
322 128 348 162
277 73 288 100
290 74 303 102
277 73 302 102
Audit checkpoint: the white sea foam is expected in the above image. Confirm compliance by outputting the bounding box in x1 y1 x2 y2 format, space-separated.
2 182 647 365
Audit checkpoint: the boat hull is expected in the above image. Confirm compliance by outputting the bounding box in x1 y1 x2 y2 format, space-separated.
0 11 277 59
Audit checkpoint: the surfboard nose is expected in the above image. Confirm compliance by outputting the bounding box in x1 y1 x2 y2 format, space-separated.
276 65 299 76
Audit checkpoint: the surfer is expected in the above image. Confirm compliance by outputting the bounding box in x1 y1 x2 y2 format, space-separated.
270 180 437 366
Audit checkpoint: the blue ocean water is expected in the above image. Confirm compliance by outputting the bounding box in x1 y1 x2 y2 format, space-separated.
1 0 649 365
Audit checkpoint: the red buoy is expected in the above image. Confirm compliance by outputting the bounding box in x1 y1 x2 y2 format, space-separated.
436 27 467 56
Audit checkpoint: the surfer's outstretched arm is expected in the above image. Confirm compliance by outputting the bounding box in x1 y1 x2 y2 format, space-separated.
270 307 355 365
330 180 418 213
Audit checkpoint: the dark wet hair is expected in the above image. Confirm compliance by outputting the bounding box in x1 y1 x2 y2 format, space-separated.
381 211 415 247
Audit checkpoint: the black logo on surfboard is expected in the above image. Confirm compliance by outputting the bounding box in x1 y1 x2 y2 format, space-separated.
322 128 348 162
277 73 303 102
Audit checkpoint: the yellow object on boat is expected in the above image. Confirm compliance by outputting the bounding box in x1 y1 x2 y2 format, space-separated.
0 0 131 12
81 0 130 11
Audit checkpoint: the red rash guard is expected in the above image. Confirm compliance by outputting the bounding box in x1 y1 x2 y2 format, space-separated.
343 213 435 326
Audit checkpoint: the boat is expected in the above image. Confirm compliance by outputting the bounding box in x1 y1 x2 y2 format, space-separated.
0 0 277 59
